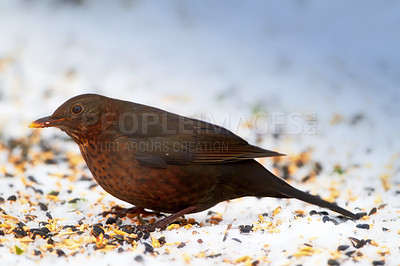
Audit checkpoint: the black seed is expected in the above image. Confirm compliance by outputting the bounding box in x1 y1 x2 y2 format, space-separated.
223 232 228 242
356 224 370 230
28 175 39 183
378 204 387 209
309 210 318 216
135 255 144 262
135 231 143 240
118 247 124 253
113 234 124 242
68 198 81 204
314 162 323 175
177 242 186 249
32 187 44 194
45 158 57 164
63 225 77 231
143 243 154 253
345 250 356 257
232 238 242 243
89 184 98 189
206 253 222 258
105 217 117 225
143 231 150 240
38 202 48 211
92 225 104 237
302 175 311 182
79 175 92 181
322 216 330 223
282 165 290 179
47 237 54 245
348 237 365 249
13 228 27 238
382 227 389 232
337 245 350 251
239 225 253 233
158 236 166 246
17 222 26 228
56 249 65 257
45 212 52 219
170 220 182 225
372 260 385 266
350 113 364 125
368 207 377 216
330 218 339 225
327 259 340 266
33 250 41 256
318 211 329 216
48 191 59 196
355 212 367 219
7 195 17 201
31 229 47 239
24 214 37 222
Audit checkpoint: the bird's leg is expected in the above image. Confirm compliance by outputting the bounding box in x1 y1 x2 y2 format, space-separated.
101 205 165 219
138 206 197 232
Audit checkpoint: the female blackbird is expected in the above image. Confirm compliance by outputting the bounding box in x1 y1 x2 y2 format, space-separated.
29 94 357 229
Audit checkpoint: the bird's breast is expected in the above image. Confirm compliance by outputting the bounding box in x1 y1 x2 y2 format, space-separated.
76 139 221 213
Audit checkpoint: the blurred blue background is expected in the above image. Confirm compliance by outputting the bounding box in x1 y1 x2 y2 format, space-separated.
0 0 399 163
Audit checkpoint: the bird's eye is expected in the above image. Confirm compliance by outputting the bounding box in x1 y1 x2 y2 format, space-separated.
71 104 83 114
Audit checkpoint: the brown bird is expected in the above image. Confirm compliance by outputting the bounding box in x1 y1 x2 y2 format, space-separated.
29 94 357 229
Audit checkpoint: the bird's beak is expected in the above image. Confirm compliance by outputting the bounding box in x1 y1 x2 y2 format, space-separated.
29 116 66 128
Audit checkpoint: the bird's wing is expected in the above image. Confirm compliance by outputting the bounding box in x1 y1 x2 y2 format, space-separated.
115 107 284 167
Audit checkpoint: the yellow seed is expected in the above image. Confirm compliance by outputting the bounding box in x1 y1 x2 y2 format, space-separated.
273 206 282 216
378 246 390 255
166 224 180 230
184 224 193 230
370 240 379 247
182 253 191 264
194 251 205 258
1 215 19 222
151 236 161 248
235 255 252 263
374 194 383 205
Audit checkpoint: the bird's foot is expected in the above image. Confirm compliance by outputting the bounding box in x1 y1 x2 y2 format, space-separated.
133 206 198 232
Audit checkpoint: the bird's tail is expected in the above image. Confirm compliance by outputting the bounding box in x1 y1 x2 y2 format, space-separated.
272 182 357 219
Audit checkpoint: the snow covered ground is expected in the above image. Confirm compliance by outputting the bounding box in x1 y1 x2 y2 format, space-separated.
0 1 399 265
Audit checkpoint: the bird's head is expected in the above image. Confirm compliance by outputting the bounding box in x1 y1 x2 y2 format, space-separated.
29 94 112 141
